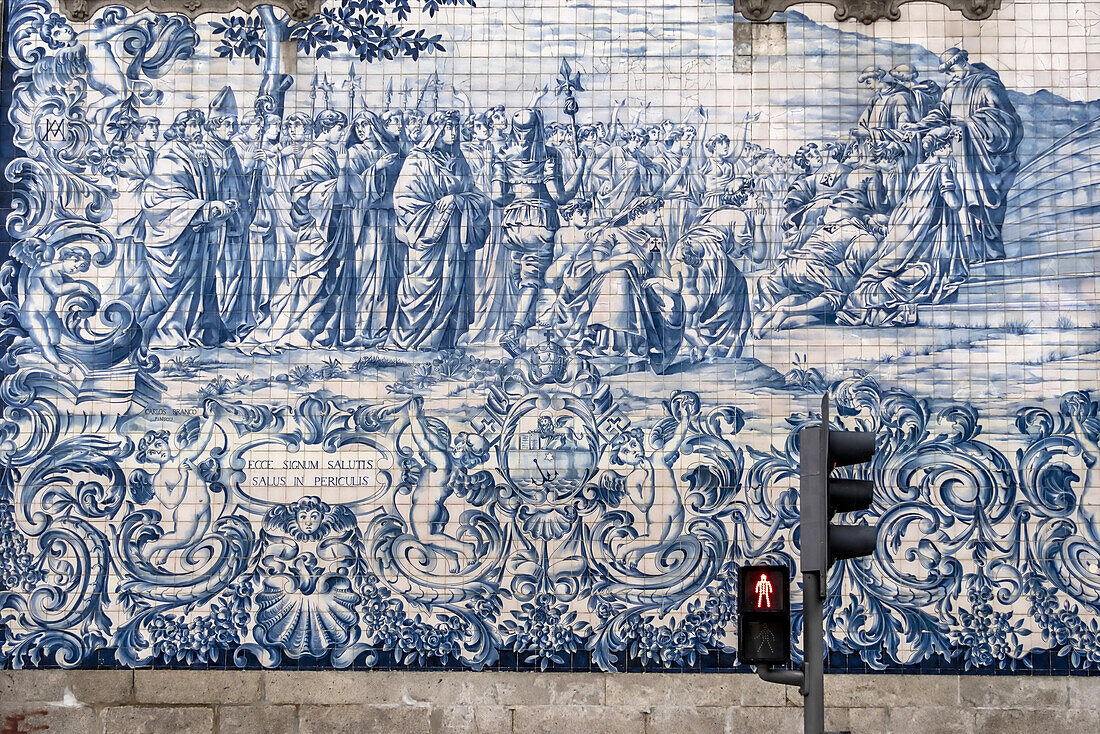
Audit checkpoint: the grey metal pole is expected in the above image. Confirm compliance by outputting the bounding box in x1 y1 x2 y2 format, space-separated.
803 569 824 734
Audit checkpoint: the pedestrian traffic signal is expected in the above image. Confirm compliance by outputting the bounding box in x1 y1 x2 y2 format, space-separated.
752 393 881 734
738 565 790 665
800 394 878 593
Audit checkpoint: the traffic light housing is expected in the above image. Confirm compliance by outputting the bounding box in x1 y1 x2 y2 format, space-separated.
800 394 878 598
738 565 790 665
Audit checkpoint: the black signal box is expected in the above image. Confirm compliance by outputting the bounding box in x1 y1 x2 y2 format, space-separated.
738 565 791 666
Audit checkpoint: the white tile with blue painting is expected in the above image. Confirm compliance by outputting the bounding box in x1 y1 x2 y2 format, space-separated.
0 0 1098 674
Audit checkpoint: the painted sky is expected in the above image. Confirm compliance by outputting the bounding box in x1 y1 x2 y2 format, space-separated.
156 1 1100 156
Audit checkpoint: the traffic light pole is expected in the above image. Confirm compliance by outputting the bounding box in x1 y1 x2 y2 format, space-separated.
754 394 875 734
803 568 825 734
752 567 825 734
797 417 827 734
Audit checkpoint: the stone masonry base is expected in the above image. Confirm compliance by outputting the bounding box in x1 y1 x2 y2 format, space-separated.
1 670 1097 733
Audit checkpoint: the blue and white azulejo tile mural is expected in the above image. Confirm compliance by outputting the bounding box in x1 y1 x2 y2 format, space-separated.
2 0 1100 673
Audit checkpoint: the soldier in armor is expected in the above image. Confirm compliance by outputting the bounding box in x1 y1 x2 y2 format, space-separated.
491 108 588 355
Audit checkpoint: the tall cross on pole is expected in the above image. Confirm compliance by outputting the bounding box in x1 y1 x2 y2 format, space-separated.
343 67 363 120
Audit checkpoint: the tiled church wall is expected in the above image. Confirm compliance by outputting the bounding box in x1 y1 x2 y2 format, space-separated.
3 0 1100 727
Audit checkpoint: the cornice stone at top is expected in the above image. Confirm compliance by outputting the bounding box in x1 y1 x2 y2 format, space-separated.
58 0 320 22
734 0 1003 24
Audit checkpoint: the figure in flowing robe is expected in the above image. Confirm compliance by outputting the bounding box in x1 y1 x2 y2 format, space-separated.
460 114 517 345
273 113 314 265
245 110 352 352
853 68 919 184
575 197 683 372
781 143 853 251
344 111 405 344
583 124 611 202
854 67 889 138
698 116 756 213
207 87 254 339
906 48 1022 263
699 134 749 214
754 195 882 335
854 67 916 144
655 129 700 263
541 200 596 346
747 152 788 263
838 130 968 326
391 111 491 351
653 206 765 360
114 116 159 318
891 65 943 120
244 114 285 325
140 110 229 349
591 129 662 219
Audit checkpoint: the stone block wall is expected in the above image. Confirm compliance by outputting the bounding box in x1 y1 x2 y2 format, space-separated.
2 670 1099 733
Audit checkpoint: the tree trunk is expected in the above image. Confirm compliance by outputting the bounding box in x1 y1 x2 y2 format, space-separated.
257 6 294 117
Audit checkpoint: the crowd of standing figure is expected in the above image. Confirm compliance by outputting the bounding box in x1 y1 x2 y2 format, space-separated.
105 47 1021 370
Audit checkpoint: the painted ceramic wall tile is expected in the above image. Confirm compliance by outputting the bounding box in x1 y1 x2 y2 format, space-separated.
1 0 1099 673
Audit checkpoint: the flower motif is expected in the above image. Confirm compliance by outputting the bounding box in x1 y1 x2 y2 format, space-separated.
501 594 591 671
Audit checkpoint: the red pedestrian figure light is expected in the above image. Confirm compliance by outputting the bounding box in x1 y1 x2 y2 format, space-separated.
754 572 774 609
738 565 790 665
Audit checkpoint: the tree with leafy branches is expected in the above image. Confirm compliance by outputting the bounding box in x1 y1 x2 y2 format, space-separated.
209 0 475 115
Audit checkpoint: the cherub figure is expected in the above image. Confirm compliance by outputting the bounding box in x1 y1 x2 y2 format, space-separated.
133 401 227 567
18 244 91 373
255 496 360 657
37 13 76 49
30 12 193 141
447 430 496 507
295 498 322 536
262 495 357 543
605 395 694 567
393 397 492 570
